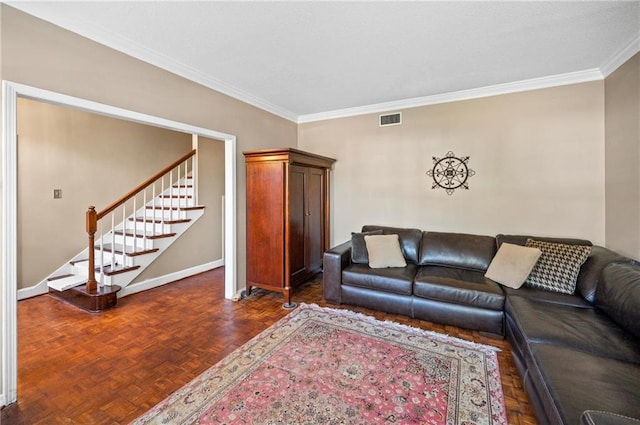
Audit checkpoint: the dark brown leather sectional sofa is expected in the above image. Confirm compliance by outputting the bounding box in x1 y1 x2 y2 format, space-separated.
323 225 640 425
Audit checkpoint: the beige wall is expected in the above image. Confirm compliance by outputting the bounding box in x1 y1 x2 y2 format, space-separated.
299 81 606 246
605 52 640 260
17 98 195 289
0 4 297 292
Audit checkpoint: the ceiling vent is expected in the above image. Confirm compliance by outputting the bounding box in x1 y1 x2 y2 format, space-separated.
379 112 402 127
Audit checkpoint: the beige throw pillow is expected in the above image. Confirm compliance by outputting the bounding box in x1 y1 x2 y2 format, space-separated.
364 234 407 269
485 243 542 289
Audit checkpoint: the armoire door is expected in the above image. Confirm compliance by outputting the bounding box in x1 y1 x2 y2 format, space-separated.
306 167 325 273
288 165 307 282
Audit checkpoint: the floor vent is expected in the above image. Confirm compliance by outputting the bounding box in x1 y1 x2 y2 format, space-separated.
379 112 402 127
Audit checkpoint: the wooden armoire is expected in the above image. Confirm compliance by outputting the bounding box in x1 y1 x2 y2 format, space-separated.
244 148 336 308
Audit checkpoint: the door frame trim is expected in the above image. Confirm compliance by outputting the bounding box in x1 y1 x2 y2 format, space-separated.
1 80 237 405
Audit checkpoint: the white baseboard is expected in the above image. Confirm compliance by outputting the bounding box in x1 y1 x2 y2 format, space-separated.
16 260 224 301
17 280 49 301
118 259 224 298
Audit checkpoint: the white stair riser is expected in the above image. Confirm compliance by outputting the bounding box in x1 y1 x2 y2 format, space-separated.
143 209 187 220
93 252 134 268
167 185 193 194
73 259 133 277
71 271 128 287
113 235 154 250
155 198 194 208
128 221 173 234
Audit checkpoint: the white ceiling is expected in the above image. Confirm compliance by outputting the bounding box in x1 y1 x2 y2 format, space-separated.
6 1 640 122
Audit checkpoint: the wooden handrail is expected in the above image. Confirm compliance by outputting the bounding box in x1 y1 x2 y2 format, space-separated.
96 149 196 220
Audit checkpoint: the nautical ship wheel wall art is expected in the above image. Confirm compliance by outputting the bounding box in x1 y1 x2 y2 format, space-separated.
426 151 475 195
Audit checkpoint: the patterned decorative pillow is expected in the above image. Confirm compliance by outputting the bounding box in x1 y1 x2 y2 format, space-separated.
524 239 592 294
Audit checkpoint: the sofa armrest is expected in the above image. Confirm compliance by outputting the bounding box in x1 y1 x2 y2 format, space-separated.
323 240 352 304
581 410 640 425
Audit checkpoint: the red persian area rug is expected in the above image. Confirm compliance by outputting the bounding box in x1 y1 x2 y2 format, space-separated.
131 304 507 425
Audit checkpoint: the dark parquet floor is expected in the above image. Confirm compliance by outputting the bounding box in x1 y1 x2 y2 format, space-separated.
1 268 537 424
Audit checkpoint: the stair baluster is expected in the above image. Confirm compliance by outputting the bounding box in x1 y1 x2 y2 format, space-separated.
193 152 198 206
169 170 173 222
143 188 148 246
111 214 116 273
183 159 188 209
99 222 104 286
132 196 137 247
122 203 127 258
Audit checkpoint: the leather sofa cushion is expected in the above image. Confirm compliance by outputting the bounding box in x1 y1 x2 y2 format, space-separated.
527 344 640 425
595 262 640 339
413 297 504 336
418 232 496 271
581 410 640 425
502 286 591 308
506 295 640 363
342 263 417 296
413 266 504 311
362 225 422 264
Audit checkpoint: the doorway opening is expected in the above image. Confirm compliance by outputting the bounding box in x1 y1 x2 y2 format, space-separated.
1 81 237 405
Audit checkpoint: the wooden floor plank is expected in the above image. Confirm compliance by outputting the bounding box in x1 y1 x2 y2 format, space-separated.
1 268 536 424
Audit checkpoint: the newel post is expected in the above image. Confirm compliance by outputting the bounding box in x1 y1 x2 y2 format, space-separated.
86 206 98 293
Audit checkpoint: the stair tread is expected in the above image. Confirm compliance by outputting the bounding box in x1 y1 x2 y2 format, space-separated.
48 275 86 291
129 217 191 224
99 243 159 256
48 274 74 282
100 264 141 276
69 260 140 276
113 229 176 239
145 205 205 211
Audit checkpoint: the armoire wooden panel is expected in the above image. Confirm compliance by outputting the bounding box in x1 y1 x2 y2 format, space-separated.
244 148 336 308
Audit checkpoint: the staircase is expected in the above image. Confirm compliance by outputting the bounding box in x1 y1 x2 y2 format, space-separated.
46 150 203 312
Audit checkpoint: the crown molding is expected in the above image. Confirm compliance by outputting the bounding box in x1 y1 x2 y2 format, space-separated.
297 69 604 123
600 32 640 77
7 3 299 123
11 3 636 126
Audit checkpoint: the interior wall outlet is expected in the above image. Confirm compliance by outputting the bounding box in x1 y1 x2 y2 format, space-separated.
53 189 62 199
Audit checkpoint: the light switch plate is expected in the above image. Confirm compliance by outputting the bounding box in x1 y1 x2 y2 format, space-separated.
53 189 62 199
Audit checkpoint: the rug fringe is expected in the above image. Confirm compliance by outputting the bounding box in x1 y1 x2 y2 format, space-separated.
298 303 502 353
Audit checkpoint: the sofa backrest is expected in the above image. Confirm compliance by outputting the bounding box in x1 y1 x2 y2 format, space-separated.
577 246 632 302
418 231 496 272
495 234 592 248
495 234 631 302
361 225 423 264
595 262 640 339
